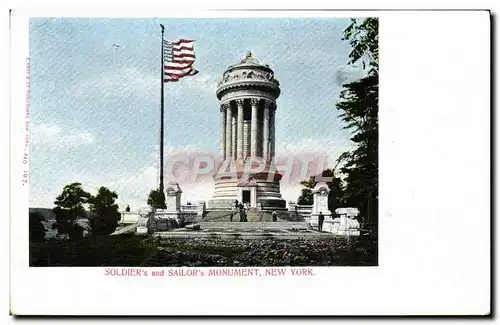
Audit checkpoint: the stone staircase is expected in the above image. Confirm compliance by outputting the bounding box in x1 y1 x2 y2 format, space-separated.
111 223 137 235
201 210 295 223
191 221 311 230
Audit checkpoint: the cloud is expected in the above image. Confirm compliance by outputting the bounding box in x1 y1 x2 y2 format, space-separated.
334 67 365 86
30 123 94 147
277 136 353 162
74 67 157 98
74 66 217 100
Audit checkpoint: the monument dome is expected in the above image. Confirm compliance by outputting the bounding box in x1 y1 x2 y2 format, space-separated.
216 51 280 101
209 52 286 211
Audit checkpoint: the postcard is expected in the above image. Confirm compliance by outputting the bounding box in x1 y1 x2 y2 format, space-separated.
9 8 490 316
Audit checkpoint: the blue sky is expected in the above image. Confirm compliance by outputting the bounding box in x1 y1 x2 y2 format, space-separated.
29 17 365 209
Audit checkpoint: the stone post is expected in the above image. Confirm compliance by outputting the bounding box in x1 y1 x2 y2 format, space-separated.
250 98 259 158
197 200 206 217
236 99 244 161
225 103 232 160
263 101 270 161
220 105 226 161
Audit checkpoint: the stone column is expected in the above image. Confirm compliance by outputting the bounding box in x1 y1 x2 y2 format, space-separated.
236 99 244 161
220 105 226 160
263 101 270 161
270 103 276 160
250 98 259 158
225 102 232 160
232 115 237 160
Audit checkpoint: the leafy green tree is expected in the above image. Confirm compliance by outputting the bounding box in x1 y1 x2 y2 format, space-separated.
29 211 46 242
53 182 91 239
297 169 344 212
297 188 313 205
147 188 166 209
343 17 379 73
88 186 121 235
336 18 379 228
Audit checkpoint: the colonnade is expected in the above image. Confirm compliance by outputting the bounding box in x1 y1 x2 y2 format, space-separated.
219 98 275 161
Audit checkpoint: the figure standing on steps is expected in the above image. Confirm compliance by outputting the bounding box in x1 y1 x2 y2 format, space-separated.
238 202 244 222
318 211 324 232
229 211 234 222
272 210 278 222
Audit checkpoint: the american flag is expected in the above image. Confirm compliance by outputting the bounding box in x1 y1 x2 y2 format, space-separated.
163 39 199 83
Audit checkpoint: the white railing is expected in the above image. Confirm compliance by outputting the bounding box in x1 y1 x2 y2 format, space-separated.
180 205 198 213
296 205 313 218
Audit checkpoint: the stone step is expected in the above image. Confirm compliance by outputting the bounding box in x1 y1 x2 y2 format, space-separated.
202 210 290 222
154 231 332 240
193 221 311 230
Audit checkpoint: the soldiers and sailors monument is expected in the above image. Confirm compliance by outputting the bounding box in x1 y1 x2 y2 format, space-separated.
209 52 286 211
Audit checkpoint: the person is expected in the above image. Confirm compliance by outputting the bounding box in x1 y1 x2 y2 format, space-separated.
125 205 130 212
272 210 278 222
239 203 244 222
229 211 233 222
318 211 324 232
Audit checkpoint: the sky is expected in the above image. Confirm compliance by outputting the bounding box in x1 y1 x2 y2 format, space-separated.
28 17 365 210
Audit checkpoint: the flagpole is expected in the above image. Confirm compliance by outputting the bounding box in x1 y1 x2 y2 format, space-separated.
159 24 165 194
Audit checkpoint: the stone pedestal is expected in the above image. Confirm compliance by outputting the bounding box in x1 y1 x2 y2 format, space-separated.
155 182 184 230
136 214 151 235
309 182 333 229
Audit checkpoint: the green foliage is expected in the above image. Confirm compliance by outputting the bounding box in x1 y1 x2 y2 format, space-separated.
337 18 379 227
88 186 121 236
29 211 46 242
343 17 379 73
52 182 91 240
297 169 345 212
147 188 166 209
297 188 313 205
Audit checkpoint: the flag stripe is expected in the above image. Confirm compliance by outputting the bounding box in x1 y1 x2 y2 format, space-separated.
171 39 195 45
173 45 194 51
165 68 193 75
164 68 198 77
172 49 195 56
171 58 195 63
164 62 194 70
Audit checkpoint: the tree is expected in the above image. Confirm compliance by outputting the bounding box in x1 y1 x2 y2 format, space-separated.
297 188 313 205
29 211 46 242
147 188 166 209
297 169 345 212
52 182 91 240
88 186 121 235
343 17 379 73
336 18 379 228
